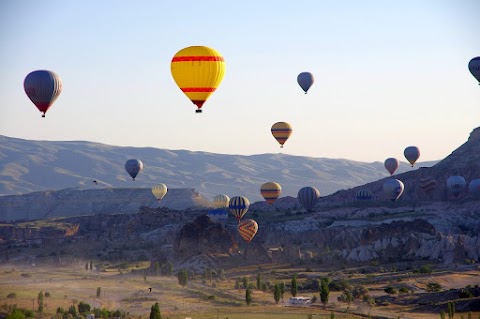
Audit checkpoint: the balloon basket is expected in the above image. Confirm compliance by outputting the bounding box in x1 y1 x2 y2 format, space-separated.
196 109 202 113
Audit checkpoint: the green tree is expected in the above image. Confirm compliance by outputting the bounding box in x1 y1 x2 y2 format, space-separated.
279 282 286 300
330 311 335 319
273 284 281 304
246 288 252 305
96 287 101 298
77 301 91 315
85 263 89 271
320 277 330 306
68 305 77 317
256 273 262 290
291 275 298 297
5 310 25 319
166 262 173 276
177 269 188 286
37 291 44 312
447 301 455 319
154 262 160 276
89 260 93 271
242 276 248 289
149 302 161 319
440 311 446 319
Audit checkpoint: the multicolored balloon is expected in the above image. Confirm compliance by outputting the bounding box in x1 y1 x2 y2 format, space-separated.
24 70 63 117
171 46 226 113
228 196 250 222
297 72 314 94
260 182 282 204
356 189 373 201
468 57 480 85
446 175 466 198
383 179 404 201
213 194 230 209
297 186 320 212
237 219 258 243
152 183 167 201
419 177 437 195
207 209 229 227
271 122 292 148
384 158 399 176
125 159 144 181
468 179 480 198
404 146 420 167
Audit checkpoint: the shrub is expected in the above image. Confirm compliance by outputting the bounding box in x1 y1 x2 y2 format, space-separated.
458 289 473 299
384 286 397 294
6 293 16 299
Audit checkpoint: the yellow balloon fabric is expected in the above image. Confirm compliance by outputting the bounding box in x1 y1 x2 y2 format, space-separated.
271 122 292 148
152 183 168 201
171 46 226 112
260 182 282 204
214 194 230 208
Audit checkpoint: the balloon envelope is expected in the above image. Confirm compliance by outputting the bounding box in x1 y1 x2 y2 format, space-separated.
237 219 258 243
271 122 292 148
152 183 167 200
297 72 314 93
125 159 144 180
468 57 480 84
383 179 404 201
260 182 282 204
356 189 373 201
419 177 437 195
468 179 480 198
297 186 320 212
404 146 420 167
207 209 229 227
24 70 62 117
171 46 226 113
213 194 230 209
446 175 466 198
228 196 250 222
384 158 399 176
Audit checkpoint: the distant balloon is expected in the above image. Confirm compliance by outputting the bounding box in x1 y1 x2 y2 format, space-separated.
237 219 258 243
383 179 404 201
384 158 399 176
446 175 466 198
125 159 144 181
271 122 292 148
152 183 168 201
468 57 480 85
260 182 282 204
228 196 250 222
404 146 420 167
297 72 314 94
213 194 230 209
171 46 226 113
297 186 320 212
207 209 229 227
24 70 63 117
419 177 437 195
468 179 480 198
356 189 373 201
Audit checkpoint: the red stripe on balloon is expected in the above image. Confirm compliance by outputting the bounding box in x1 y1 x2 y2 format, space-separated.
181 87 217 92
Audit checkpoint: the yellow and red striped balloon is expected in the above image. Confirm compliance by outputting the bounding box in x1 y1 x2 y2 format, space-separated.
171 46 226 113
260 182 281 204
271 122 292 148
238 219 258 243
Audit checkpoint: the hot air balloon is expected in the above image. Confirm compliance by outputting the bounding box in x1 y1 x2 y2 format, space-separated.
446 175 466 198
356 189 373 201
297 186 320 212
383 179 404 201
228 196 250 222
404 146 420 167
152 183 168 201
260 182 282 204
24 70 62 117
125 159 143 181
213 194 230 209
237 219 258 243
297 72 314 94
171 46 226 113
207 209 229 227
468 57 480 85
468 179 480 198
419 177 437 195
384 158 399 176
271 122 292 148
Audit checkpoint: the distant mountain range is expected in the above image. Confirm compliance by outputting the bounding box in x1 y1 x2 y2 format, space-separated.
0 135 436 201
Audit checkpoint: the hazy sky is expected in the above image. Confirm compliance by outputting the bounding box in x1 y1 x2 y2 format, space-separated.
1 1 479 162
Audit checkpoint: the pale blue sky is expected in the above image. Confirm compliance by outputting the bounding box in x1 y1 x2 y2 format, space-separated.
1 0 479 162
